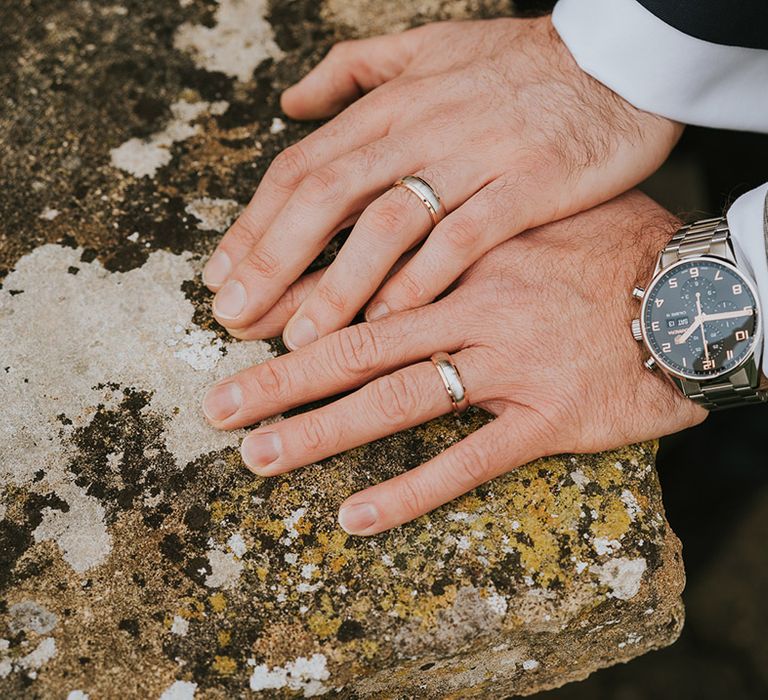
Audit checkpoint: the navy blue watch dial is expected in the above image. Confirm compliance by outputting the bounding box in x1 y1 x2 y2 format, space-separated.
643 258 759 379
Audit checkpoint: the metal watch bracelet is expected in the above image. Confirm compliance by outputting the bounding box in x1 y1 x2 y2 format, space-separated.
661 217 766 410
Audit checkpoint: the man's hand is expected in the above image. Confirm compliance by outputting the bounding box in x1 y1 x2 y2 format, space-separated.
202 17 682 349
202 192 705 535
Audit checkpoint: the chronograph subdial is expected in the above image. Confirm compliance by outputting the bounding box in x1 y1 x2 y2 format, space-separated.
686 328 726 363
680 277 717 309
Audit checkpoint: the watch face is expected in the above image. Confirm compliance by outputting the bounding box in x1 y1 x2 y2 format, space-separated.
642 257 760 380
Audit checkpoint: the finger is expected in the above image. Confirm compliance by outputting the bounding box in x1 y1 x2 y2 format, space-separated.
211 133 435 330
281 33 418 120
366 178 535 317
224 267 324 341
202 301 463 430
337 411 542 535
202 100 398 291
282 160 490 349
239 351 484 475
226 248 418 342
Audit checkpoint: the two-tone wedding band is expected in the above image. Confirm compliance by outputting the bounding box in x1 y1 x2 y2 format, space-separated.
430 352 470 414
393 175 446 226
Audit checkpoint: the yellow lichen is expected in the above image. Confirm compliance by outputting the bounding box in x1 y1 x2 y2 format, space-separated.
209 592 227 613
213 655 237 675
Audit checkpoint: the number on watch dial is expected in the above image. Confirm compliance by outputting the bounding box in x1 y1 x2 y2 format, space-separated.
643 258 759 379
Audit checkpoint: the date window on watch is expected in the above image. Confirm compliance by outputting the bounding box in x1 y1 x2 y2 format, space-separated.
666 317 690 329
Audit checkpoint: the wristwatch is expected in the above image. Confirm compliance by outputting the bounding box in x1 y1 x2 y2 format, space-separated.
631 216 767 410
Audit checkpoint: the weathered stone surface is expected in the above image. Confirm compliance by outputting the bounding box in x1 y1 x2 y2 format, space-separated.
1 0 684 697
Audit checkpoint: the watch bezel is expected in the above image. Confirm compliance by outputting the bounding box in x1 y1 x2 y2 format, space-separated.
640 255 762 381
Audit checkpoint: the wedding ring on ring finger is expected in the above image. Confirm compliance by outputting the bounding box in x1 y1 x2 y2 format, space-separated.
431 351 470 414
393 175 446 226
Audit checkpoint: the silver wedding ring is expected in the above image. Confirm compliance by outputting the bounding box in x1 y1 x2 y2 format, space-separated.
393 175 446 226
431 352 470 414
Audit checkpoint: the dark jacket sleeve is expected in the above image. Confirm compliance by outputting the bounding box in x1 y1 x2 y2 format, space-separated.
636 0 768 50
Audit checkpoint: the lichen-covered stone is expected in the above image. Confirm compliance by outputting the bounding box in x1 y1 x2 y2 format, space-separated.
1 1 683 698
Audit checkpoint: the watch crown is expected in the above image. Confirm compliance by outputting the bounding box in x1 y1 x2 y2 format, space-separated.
632 286 646 300
644 357 658 371
631 319 643 342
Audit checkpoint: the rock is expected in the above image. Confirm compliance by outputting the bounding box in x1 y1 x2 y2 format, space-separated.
0 0 684 698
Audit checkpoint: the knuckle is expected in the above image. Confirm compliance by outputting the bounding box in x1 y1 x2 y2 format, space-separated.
441 214 483 251
298 414 333 452
268 145 310 190
446 442 493 489
368 373 418 426
364 197 410 240
393 477 427 522
317 282 347 314
231 208 261 244
300 166 344 206
395 268 427 306
244 246 280 278
250 361 292 404
329 323 382 380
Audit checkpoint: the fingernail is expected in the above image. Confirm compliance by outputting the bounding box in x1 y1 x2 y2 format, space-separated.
202 382 242 421
338 503 378 534
284 316 318 350
241 432 281 471
203 250 231 287
366 302 390 322
214 280 246 320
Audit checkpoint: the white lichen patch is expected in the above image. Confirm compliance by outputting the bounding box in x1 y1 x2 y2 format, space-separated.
522 659 539 671
169 327 225 371
227 532 247 557
66 692 89 700
39 207 60 220
204 548 244 589
18 637 57 672
171 615 189 637
184 197 241 232
8 601 58 635
110 99 228 178
590 557 647 601
159 680 198 700
249 653 330 697
592 537 622 556
620 489 642 521
0 244 274 574
174 0 283 83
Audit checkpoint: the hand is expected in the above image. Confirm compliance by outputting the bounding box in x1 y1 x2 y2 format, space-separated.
202 192 705 535
202 17 681 349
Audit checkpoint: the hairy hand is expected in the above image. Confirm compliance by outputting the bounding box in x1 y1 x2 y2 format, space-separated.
202 16 681 348
202 192 705 535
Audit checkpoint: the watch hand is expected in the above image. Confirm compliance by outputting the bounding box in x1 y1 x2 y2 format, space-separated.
699 309 754 322
675 316 703 344
700 317 709 361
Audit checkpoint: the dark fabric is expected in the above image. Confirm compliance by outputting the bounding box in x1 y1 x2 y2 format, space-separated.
636 0 768 50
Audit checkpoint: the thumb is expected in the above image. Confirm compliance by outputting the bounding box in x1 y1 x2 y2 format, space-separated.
281 32 417 120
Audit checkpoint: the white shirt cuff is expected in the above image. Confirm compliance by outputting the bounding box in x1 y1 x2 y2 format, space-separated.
727 183 768 376
552 0 768 133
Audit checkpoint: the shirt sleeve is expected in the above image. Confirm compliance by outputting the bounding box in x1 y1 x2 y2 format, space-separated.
728 184 768 376
551 0 768 133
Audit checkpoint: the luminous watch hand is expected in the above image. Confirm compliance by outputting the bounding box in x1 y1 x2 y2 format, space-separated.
698 309 754 322
675 316 702 345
